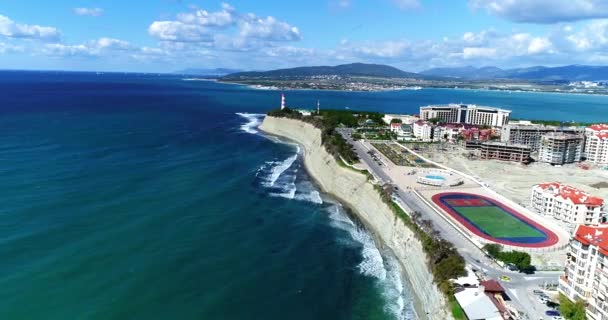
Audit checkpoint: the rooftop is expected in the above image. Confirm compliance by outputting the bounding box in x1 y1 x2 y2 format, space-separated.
536 182 604 206
421 103 512 113
588 124 608 132
574 225 608 256
482 141 531 149
541 132 583 140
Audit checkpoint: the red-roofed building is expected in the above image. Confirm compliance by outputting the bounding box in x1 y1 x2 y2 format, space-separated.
585 124 608 165
559 224 608 320
531 182 605 230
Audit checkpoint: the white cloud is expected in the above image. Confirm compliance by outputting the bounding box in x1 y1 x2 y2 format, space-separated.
148 3 302 44
0 42 23 53
148 21 212 42
0 14 60 41
239 15 302 41
73 8 104 17
176 4 234 27
43 37 132 56
462 47 497 59
469 0 608 23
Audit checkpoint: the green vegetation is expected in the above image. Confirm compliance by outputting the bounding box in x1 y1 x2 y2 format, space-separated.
390 118 403 124
375 186 466 319
559 293 587 320
449 297 466 320
454 207 544 238
483 244 532 270
267 108 383 164
428 117 441 124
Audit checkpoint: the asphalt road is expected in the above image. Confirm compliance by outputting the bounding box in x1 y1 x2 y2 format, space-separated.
337 129 561 320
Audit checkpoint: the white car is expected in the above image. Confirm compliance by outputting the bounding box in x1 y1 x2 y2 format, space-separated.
552 316 564 320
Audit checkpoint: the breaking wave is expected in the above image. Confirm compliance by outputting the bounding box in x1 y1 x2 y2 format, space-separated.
236 112 264 134
327 204 416 320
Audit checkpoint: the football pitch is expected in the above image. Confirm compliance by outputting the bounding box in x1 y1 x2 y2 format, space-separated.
453 206 544 238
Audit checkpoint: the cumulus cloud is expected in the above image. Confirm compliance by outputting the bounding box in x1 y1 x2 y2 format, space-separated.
239 15 301 41
148 21 212 42
73 7 104 17
469 0 608 23
43 37 132 56
0 14 60 41
148 3 301 45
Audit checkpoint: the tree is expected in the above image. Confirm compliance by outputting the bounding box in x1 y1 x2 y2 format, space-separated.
559 294 587 320
428 117 441 124
390 119 403 124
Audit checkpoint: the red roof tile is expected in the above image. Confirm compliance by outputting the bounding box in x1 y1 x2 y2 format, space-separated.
480 280 504 293
589 124 608 132
537 182 604 206
574 225 608 253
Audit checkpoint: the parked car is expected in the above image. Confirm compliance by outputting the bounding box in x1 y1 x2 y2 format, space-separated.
533 290 544 295
546 301 560 308
545 310 560 316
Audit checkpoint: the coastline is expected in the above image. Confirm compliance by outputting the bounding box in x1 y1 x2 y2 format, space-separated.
259 116 452 320
218 79 608 96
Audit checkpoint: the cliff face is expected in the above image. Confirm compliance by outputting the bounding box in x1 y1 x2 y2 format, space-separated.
259 116 452 320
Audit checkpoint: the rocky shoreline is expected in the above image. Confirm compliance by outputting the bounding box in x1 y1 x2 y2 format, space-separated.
259 116 452 320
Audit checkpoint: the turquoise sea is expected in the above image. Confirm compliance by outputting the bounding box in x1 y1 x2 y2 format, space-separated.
0 71 607 319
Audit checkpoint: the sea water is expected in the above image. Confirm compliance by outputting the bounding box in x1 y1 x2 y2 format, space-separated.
0 71 606 319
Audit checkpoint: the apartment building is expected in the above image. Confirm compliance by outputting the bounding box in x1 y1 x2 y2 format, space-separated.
413 120 434 141
585 124 608 165
500 122 583 151
538 133 584 165
531 183 604 230
559 225 608 320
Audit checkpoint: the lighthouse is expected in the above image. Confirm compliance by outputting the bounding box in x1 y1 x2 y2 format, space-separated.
281 93 286 110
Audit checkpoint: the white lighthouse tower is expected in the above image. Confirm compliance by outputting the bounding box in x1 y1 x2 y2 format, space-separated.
281 93 286 110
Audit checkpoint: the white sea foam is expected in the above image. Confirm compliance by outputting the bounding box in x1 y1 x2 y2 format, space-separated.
327 204 416 320
265 152 298 187
235 112 264 134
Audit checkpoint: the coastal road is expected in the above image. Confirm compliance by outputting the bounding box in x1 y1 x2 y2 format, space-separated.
337 129 559 320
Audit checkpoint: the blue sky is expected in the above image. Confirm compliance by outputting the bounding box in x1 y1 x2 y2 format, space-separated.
1 0 608 72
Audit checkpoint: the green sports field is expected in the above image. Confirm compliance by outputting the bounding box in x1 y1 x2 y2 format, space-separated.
454 206 544 238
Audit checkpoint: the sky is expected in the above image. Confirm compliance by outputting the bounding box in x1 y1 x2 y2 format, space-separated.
1 0 608 72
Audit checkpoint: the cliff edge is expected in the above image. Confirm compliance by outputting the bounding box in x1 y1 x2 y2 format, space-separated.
259 116 452 320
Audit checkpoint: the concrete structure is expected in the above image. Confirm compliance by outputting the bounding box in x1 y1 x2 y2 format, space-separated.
584 124 608 165
420 104 511 128
538 132 583 165
454 286 503 320
413 120 434 141
390 123 415 141
479 141 531 163
382 114 419 125
500 123 583 151
559 225 608 320
531 183 604 229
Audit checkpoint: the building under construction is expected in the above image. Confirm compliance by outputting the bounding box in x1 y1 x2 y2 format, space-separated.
500 122 583 151
479 141 531 163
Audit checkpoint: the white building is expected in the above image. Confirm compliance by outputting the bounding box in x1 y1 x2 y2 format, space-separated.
382 114 419 125
420 104 511 128
538 132 583 165
584 124 608 165
454 287 502 320
531 183 604 230
413 120 434 141
559 224 608 320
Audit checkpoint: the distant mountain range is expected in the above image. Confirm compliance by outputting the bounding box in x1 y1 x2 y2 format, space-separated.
221 63 438 80
421 65 608 81
175 68 242 76
216 63 608 82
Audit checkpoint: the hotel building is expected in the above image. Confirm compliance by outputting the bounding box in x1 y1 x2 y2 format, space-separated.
559 224 608 320
413 120 434 141
538 133 584 165
500 122 583 151
419 104 511 128
479 142 531 163
531 183 604 229
584 124 608 165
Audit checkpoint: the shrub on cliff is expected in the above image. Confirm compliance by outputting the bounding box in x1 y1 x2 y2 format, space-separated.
483 244 532 270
